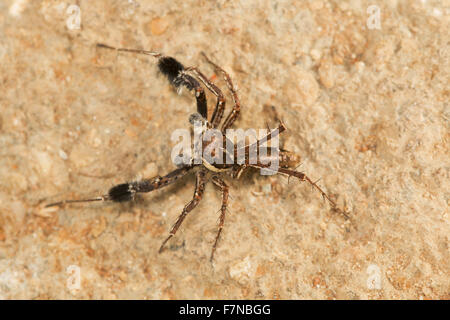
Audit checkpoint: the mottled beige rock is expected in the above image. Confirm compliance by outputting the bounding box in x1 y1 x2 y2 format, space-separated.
140 162 158 180
149 17 169 36
229 256 256 285
286 68 319 107
318 58 335 89
0 0 448 300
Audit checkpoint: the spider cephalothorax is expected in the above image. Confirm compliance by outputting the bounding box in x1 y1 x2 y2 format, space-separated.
46 43 347 262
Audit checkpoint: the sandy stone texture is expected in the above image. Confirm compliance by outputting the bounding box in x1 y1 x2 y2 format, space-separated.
0 0 448 299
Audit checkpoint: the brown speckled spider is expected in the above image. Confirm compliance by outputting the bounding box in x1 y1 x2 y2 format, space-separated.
47 43 347 262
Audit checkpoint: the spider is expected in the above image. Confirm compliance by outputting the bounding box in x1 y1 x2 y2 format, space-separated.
46 43 348 262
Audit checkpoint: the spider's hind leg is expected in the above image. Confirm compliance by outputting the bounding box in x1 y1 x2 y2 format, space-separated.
249 164 350 220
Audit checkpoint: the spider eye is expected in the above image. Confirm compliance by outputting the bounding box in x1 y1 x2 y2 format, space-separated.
158 56 185 83
108 183 134 202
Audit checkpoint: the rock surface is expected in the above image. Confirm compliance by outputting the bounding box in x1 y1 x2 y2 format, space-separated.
0 0 448 299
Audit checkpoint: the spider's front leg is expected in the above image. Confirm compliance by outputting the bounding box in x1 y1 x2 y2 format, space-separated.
185 66 226 128
201 53 241 131
159 58 208 120
45 165 195 207
107 165 196 202
96 43 208 120
159 169 208 254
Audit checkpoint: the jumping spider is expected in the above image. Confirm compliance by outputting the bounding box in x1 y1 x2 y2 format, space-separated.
47 43 348 262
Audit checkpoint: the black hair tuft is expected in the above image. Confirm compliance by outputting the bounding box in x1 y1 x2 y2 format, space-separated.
108 183 134 202
158 56 185 84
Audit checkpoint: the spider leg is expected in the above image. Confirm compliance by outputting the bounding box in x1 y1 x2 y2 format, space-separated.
174 72 208 120
237 122 286 161
96 43 208 119
201 52 241 131
225 122 286 168
231 164 248 179
159 169 207 254
45 196 107 208
96 43 162 58
107 165 196 202
185 66 226 128
210 176 229 262
248 163 349 219
45 165 195 207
